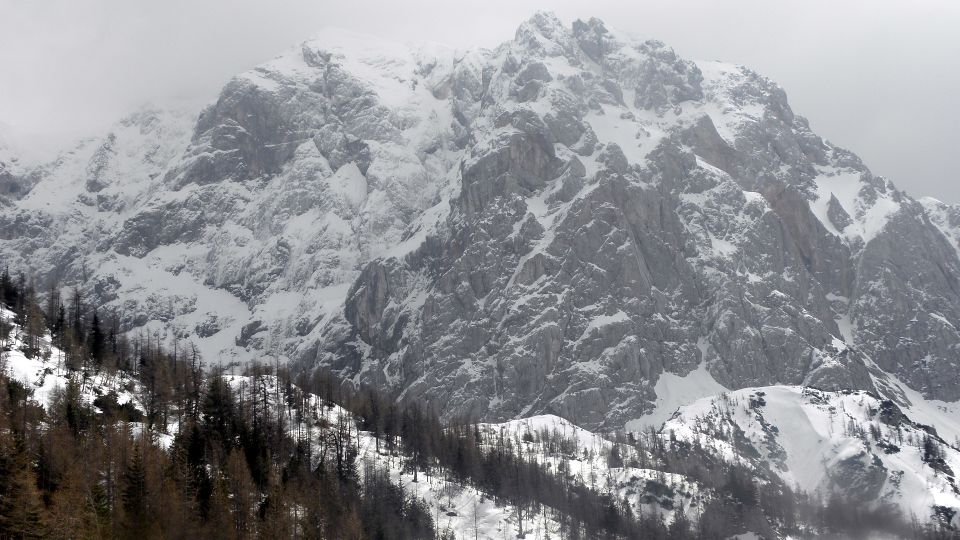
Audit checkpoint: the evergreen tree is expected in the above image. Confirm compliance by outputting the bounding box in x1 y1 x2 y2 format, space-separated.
69 288 83 343
88 309 106 365
0 425 46 537
22 297 46 358
0 267 16 310
43 286 61 337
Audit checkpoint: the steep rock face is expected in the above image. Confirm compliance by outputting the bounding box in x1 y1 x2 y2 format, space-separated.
0 142 45 206
0 134 21 201
0 159 21 202
313 14 884 428
0 109 197 286
1 13 958 429
853 200 960 401
0 32 472 364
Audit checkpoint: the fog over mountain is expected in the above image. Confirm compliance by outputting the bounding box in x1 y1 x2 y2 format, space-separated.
1 0 958 202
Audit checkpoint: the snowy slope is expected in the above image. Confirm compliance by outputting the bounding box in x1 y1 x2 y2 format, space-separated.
224 375 568 539
0 313 560 538
0 35 470 365
663 386 960 527
0 308 145 415
480 415 708 524
221 375 709 537
5 305 958 530
624 362 727 431
0 311 577 538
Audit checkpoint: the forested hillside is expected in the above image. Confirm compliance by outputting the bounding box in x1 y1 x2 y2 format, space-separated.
1 268 957 539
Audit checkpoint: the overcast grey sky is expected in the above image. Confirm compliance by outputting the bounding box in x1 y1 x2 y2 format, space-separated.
0 0 957 202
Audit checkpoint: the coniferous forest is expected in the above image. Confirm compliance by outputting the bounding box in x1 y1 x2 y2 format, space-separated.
0 268 957 539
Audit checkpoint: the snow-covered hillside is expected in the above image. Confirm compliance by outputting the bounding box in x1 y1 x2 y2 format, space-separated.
0 307 705 537
665 386 960 528
3 306 959 533
224 375 571 540
0 307 143 412
479 415 709 524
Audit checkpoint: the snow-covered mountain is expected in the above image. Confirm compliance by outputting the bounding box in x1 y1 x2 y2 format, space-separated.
1 11 959 465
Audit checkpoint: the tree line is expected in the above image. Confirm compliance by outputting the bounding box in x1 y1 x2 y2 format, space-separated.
0 267 957 539
0 269 437 539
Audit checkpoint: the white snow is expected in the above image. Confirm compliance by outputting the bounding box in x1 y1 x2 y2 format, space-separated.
327 162 368 208
0 308 144 415
664 385 960 524
810 169 902 245
624 361 727 431
886 373 960 447
835 312 856 345
577 310 630 342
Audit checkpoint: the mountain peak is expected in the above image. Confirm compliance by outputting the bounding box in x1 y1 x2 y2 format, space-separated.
518 10 568 36
2 8 959 455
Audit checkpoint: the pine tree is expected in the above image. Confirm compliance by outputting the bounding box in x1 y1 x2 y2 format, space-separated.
23 298 46 358
0 267 16 310
69 288 83 343
0 429 46 537
224 448 255 536
44 285 61 337
122 445 148 535
89 309 106 365
668 506 693 539
0 311 12 351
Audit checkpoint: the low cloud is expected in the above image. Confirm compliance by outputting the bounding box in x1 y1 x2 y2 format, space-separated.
1 0 956 201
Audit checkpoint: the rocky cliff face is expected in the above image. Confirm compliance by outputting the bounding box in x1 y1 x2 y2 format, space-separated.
1 13 958 429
